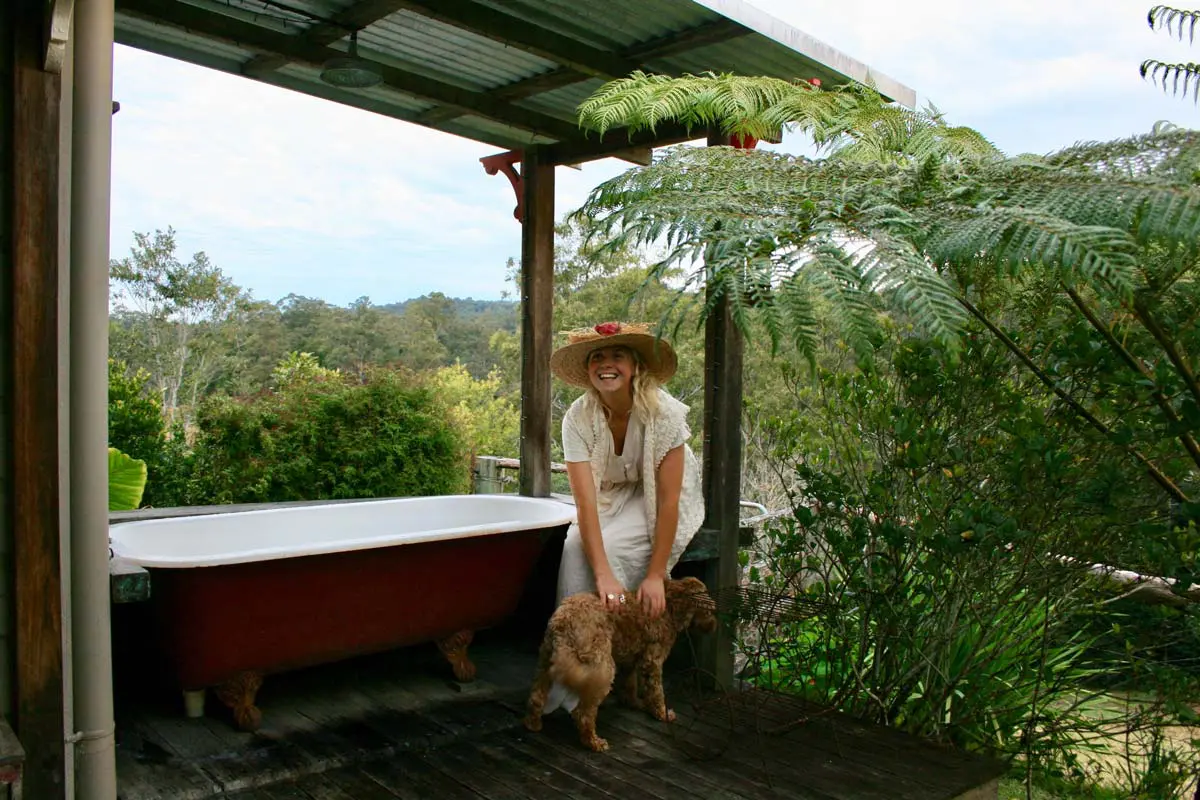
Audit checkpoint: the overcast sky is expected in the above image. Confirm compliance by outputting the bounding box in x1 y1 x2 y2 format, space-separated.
109 0 1200 307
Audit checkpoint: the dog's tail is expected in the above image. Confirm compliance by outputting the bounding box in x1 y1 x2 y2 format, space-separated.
547 623 614 704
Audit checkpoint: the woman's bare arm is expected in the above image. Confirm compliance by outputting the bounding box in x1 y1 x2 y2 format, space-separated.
566 460 624 610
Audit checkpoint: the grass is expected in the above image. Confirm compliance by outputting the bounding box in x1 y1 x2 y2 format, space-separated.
997 776 1129 799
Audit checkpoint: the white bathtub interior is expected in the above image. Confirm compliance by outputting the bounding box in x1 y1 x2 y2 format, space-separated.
109 495 576 568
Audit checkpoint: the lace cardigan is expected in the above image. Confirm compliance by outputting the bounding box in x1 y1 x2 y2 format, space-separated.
561 388 704 565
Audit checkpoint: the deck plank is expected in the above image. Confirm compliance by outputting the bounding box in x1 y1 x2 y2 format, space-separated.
617 703 909 800
118 641 1008 800
506 732 665 799
419 740 539 800
473 736 622 800
655 699 938 800
294 768 402 799
358 752 488 800
720 692 1007 795
195 737 330 794
599 710 819 800
523 723 714 800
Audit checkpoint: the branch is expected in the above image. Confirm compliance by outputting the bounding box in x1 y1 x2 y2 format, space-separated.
1132 298 1200 411
1065 286 1200 471
957 297 1189 504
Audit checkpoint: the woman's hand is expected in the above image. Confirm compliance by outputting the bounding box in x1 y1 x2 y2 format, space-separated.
596 571 627 613
637 574 666 619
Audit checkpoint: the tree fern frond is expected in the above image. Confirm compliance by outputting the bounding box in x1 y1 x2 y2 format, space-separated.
857 237 967 347
924 208 1138 296
1032 128 1200 179
777 270 821 368
792 243 881 356
579 73 1000 164
1148 5 1200 42
1140 58 1200 101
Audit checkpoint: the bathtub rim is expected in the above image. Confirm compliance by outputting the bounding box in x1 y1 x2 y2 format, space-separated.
108 494 576 569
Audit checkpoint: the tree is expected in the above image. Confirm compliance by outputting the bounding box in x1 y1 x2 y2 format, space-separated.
1141 5 1200 100
573 73 1200 525
427 363 520 460
110 228 247 422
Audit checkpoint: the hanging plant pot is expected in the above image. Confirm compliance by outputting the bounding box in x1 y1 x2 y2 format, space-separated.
731 133 759 150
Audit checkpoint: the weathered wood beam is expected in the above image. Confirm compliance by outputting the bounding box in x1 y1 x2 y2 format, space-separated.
115 0 582 142
542 122 699 166
11 0 67 794
518 147 554 498
415 19 749 127
695 134 744 692
241 0 413 75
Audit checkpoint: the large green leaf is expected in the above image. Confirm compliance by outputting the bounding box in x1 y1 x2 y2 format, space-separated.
108 447 147 511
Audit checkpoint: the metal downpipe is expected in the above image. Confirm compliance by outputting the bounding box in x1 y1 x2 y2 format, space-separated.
69 0 117 796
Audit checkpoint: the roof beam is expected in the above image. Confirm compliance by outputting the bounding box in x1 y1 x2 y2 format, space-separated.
414 18 750 127
241 0 411 75
542 122 701 167
115 0 583 142
113 25 535 150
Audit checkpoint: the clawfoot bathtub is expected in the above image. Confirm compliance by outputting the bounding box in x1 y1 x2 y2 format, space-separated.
109 495 573 730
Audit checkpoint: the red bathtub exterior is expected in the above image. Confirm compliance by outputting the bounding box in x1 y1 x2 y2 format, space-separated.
145 525 565 690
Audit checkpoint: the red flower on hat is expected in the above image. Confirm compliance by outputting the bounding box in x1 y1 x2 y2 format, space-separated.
594 322 621 336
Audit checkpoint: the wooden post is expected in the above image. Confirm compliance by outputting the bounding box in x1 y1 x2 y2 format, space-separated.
10 0 67 794
697 131 745 691
473 455 503 494
518 147 554 497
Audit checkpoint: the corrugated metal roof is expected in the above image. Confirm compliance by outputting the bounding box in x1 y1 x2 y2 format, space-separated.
117 12 257 65
113 0 917 155
357 11 556 91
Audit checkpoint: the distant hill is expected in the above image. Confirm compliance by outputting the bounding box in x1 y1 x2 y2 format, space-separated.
382 294 518 330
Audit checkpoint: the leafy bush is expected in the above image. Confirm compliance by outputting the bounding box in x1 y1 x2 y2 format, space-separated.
179 368 467 504
737 328 1199 796
108 358 170 508
427 362 520 460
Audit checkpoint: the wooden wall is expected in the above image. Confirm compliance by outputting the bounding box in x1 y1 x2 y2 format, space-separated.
0 0 16 724
7 0 68 796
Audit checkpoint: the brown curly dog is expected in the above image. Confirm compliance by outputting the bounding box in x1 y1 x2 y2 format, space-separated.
523 576 719 752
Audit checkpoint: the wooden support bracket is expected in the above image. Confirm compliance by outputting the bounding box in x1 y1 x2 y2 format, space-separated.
480 150 524 222
43 0 74 73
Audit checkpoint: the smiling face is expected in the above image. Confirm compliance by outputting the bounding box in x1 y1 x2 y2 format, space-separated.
586 345 636 398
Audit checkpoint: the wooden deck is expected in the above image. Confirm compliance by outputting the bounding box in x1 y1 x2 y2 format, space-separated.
114 631 1006 800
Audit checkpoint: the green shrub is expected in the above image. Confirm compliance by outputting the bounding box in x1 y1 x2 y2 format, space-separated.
738 327 1198 796
182 368 467 504
108 358 172 508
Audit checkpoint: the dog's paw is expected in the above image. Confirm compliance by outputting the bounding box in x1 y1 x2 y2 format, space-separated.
585 735 610 753
523 714 543 732
652 707 676 723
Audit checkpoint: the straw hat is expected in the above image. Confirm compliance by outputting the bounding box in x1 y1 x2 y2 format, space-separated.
550 321 678 388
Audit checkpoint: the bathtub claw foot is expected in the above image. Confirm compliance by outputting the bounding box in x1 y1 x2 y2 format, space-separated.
215 671 264 732
436 630 476 683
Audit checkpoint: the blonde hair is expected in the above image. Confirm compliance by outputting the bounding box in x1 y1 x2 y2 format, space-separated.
585 345 660 419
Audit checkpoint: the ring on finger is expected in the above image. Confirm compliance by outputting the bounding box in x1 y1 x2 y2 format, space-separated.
619 594 626 604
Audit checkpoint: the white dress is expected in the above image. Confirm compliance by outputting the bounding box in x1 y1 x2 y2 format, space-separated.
556 413 661 603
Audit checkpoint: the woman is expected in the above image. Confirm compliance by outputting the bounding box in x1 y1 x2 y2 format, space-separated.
549 321 705 619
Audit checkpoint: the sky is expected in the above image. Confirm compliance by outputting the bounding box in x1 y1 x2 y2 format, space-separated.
109 0 1200 308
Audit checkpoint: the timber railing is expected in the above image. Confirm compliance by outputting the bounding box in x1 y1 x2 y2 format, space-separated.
470 454 762 564
472 455 566 494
